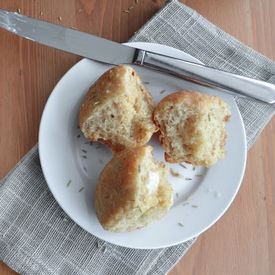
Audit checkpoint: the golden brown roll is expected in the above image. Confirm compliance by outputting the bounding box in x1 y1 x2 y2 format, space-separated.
79 65 157 153
153 90 231 167
95 145 173 232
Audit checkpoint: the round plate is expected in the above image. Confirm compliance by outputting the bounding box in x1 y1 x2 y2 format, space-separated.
39 42 247 249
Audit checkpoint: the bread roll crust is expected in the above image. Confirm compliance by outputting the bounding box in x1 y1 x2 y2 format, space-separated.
95 145 173 232
79 65 157 153
154 90 231 166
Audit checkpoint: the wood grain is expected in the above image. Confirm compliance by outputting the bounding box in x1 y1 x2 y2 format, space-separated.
0 1 274 274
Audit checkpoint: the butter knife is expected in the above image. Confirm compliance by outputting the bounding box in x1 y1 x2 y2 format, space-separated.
1 9 275 104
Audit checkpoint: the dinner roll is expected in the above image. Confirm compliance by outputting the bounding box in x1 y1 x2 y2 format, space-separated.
153 90 231 167
95 145 173 232
79 65 157 153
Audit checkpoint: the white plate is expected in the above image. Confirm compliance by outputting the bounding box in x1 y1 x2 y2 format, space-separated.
39 42 247 249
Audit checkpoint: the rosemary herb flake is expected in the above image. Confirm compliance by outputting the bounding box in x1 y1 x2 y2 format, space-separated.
133 208 142 213
67 180 72 187
79 187 84 193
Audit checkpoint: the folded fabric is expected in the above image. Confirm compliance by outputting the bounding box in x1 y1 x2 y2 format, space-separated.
1 1 275 274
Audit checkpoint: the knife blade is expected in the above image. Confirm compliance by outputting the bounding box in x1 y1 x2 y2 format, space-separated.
1 8 275 104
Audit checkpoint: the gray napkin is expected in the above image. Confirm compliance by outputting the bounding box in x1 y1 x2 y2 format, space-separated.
1 1 275 274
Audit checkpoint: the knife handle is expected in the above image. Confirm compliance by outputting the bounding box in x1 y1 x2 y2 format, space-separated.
134 50 275 104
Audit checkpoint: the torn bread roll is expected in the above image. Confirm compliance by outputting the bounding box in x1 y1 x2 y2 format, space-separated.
153 90 231 167
94 145 173 232
79 65 157 153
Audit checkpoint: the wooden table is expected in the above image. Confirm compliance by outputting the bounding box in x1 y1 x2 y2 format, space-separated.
0 1 274 274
